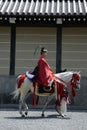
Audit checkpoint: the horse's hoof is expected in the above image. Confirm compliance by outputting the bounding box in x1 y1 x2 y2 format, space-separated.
21 114 25 117
25 112 28 116
41 113 45 117
61 114 65 118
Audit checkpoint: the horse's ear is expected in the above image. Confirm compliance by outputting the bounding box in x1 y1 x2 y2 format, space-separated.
78 71 81 77
73 71 81 78
78 71 80 74
75 71 81 80
73 73 76 77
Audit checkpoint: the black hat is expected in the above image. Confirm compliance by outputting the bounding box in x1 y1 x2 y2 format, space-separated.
40 47 48 55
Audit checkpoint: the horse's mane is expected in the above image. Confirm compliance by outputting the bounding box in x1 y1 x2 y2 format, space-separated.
55 71 80 83
55 71 74 82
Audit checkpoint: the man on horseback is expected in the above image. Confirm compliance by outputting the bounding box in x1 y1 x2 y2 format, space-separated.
15 46 81 116
26 47 67 88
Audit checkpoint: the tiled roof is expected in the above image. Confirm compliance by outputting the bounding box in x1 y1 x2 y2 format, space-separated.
0 0 87 17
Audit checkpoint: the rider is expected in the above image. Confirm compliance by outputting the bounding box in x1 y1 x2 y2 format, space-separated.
26 47 67 86
36 47 55 87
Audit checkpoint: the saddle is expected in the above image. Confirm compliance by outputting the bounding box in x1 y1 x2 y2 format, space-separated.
37 82 55 94
32 82 55 105
26 71 55 94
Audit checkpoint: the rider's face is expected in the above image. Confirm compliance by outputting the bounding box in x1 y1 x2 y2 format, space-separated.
44 52 47 56
42 52 47 57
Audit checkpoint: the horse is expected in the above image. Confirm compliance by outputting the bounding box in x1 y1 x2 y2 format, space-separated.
12 71 81 117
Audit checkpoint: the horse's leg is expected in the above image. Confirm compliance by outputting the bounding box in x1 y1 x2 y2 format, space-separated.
41 95 53 117
60 98 67 115
23 102 28 116
55 105 64 117
19 97 24 117
19 97 28 117
19 92 28 117
55 98 67 117
23 91 31 116
19 91 31 117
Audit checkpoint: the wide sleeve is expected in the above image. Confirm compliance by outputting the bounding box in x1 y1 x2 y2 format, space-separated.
37 58 54 86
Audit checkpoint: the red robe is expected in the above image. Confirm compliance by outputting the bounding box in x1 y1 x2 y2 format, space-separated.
36 56 54 86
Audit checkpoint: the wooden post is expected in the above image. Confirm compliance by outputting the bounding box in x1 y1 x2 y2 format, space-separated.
9 24 16 75
56 25 62 73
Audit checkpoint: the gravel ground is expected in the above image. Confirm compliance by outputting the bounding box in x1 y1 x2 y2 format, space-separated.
0 109 87 130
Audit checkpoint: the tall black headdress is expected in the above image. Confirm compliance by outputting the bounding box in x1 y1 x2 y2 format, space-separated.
34 45 47 55
40 47 48 55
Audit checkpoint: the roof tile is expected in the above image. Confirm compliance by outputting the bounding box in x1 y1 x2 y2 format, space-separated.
0 0 87 17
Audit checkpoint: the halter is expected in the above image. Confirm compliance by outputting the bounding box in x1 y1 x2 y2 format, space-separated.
70 73 80 88
70 73 80 97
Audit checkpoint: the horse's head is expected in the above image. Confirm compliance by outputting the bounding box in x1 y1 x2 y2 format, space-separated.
70 72 81 97
71 72 81 90
55 71 81 97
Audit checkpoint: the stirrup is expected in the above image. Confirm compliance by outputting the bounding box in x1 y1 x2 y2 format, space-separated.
43 86 52 92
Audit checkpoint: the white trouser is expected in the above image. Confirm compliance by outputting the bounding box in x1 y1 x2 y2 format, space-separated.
26 71 35 79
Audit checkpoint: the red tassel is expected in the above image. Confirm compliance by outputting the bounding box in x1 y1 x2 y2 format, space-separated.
56 99 61 106
56 82 61 106
32 95 35 105
36 96 39 105
32 83 36 105
32 83 39 105
72 88 76 97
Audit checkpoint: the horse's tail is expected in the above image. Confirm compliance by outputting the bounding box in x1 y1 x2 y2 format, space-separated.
12 84 20 99
11 75 22 99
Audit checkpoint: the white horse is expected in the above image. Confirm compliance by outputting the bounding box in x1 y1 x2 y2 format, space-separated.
12 71 81 117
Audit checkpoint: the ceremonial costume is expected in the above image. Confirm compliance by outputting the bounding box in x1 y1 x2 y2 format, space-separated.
36 47 54 87
36 55 54 86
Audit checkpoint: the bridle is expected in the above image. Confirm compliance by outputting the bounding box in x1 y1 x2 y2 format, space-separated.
55 72 80 97
70 73 80 88
70 73 81 97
